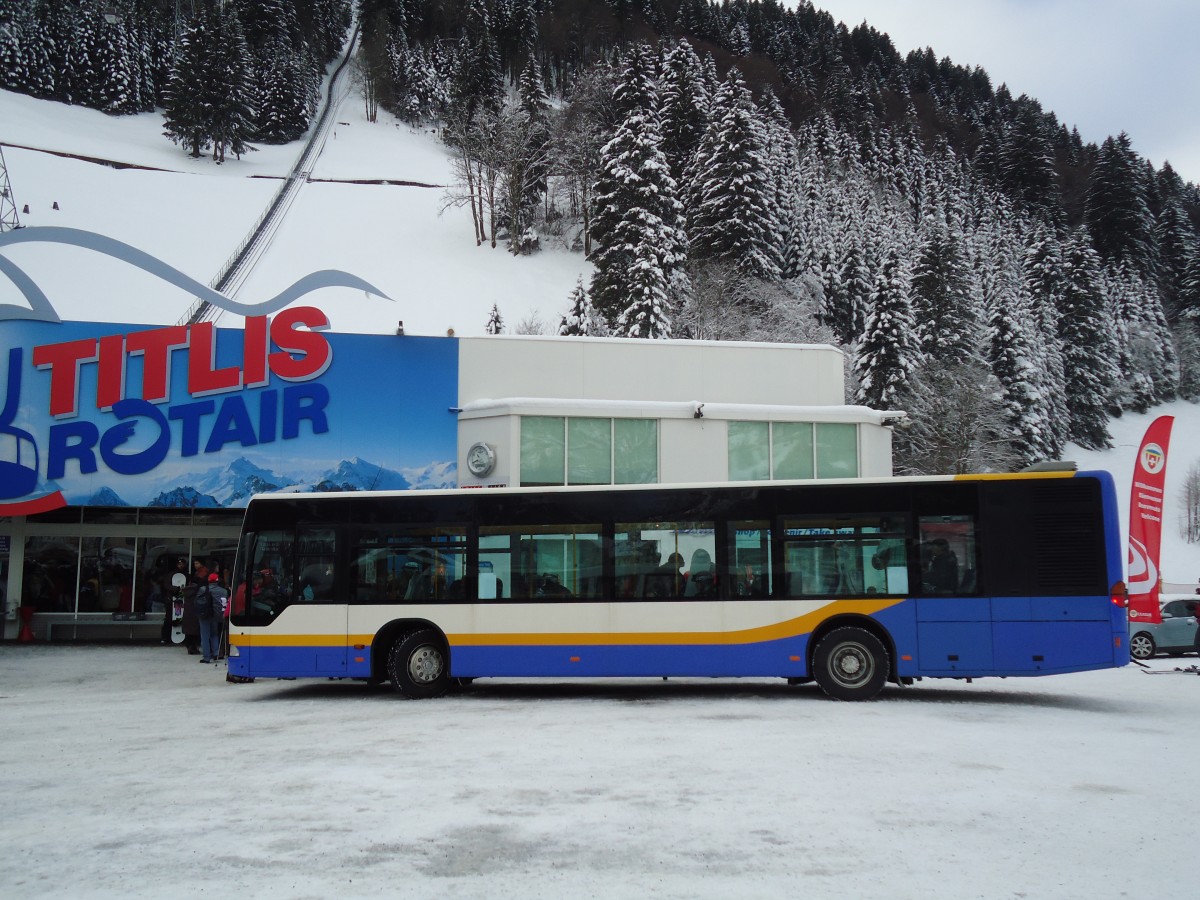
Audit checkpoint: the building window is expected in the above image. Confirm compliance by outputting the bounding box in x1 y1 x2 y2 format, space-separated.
568 418 611 485
772 422 815 480
729 421 769 481
614 418 657 484
520 416 566 486
728 422 859 482
521 417 658 486
815 423 858 478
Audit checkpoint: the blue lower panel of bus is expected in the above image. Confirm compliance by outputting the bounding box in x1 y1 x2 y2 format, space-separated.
230 645 359 678
451 636 811 679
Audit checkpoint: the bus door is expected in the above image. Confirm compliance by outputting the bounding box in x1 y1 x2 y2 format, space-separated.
247 526 345 677
913 514 992 673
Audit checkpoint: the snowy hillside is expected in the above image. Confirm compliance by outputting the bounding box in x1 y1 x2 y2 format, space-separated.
0 87 590 336
2 87 1199 582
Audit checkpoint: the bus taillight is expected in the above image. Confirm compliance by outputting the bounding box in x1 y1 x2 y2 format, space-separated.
1111 581 1129 607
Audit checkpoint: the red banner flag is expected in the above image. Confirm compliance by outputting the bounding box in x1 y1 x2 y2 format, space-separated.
1127 415 1174 625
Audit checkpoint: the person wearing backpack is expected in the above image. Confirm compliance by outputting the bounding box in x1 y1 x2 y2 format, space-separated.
197 573 229 664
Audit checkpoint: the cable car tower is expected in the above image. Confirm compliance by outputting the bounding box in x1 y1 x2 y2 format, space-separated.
0 144 21 232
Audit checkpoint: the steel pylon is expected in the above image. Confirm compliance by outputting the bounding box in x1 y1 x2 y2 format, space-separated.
0 144 21 232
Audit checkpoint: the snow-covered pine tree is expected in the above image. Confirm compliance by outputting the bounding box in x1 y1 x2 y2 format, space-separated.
1057 233 1117 449
827 238 869 344
998 96 1059 222
658 38 708 188
617 237 673 339
559 278 602 336
687 68 781 281
854 247 920 411
254 33 313 143
611 42 657 121
163 11 213 157
1086 132 1155 276
208 3 256 163
986 272 1048 467
589 53 687 328
449 0 504 122
910 221 979 363
485 304 504 334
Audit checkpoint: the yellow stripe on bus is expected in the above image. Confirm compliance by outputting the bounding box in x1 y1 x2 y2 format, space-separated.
229 598 903 649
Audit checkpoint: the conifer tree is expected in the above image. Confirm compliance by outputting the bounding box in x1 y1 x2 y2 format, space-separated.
658 39 708 188
208 3 256 162
1086 132 1155 276
998 96 1059 221
854 248 920 411
617 238 673 339
589 105 688 325
559 278 601 336
687 68 781 280
987 280 1048 466
910 222 978 363
485 303 504 334
163 11 213 157
254 34 313 143
1057 234 1116 449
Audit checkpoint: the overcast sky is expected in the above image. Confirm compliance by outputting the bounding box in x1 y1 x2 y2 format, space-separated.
808 0 1200 184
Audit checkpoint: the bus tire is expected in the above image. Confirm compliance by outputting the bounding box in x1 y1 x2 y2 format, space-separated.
387 629 450 699
812 626 889 701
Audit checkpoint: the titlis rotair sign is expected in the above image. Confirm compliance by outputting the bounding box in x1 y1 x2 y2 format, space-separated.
0 227 399 516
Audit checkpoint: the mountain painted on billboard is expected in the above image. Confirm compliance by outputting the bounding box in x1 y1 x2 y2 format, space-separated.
149 486 221 508
63 456 456 508
86 487 130 506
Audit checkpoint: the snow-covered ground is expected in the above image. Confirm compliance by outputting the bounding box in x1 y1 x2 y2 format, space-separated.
0 643 1194 899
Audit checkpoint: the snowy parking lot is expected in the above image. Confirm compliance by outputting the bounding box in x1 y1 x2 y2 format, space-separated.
0 643 1194 899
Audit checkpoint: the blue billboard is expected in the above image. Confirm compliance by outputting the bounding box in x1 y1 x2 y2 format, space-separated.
0 229 459 514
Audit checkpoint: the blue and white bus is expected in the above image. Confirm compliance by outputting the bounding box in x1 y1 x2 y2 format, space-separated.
227 469 1129 700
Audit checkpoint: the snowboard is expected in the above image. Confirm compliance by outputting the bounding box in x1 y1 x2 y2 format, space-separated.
169 571 187 645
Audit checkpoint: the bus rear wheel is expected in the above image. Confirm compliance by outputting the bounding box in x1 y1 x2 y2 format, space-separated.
387 629 450 699
812 626 889 701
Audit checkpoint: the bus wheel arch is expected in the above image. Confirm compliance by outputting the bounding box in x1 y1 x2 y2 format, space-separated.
376 620 452 699
809 619 893 701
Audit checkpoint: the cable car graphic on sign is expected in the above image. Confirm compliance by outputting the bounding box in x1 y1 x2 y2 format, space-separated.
0 347 40 499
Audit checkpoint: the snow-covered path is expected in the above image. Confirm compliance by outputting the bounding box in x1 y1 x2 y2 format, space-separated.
0 644 1192 898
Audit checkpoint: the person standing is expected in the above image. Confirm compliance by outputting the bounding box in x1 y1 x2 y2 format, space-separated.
197 573 228 663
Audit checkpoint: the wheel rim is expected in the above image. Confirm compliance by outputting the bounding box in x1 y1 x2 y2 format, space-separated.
1130 634 1154 660
408 644 445 684
828 640 873 688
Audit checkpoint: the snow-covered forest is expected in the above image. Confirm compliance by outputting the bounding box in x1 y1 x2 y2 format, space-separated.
2 0 1198 476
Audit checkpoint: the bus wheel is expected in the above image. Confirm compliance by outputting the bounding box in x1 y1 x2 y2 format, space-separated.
812 627 889 701
387 629 450 699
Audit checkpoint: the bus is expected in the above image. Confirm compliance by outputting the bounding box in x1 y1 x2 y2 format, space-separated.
227 469 1129 700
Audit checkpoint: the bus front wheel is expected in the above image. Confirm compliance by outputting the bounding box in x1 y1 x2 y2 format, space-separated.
387 629 451 699
812 627 889 701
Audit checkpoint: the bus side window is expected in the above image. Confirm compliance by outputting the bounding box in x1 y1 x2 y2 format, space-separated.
917 515 977 595
782 515 909 597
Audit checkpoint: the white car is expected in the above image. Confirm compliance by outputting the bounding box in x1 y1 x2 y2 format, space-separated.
1129 597 1199 660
